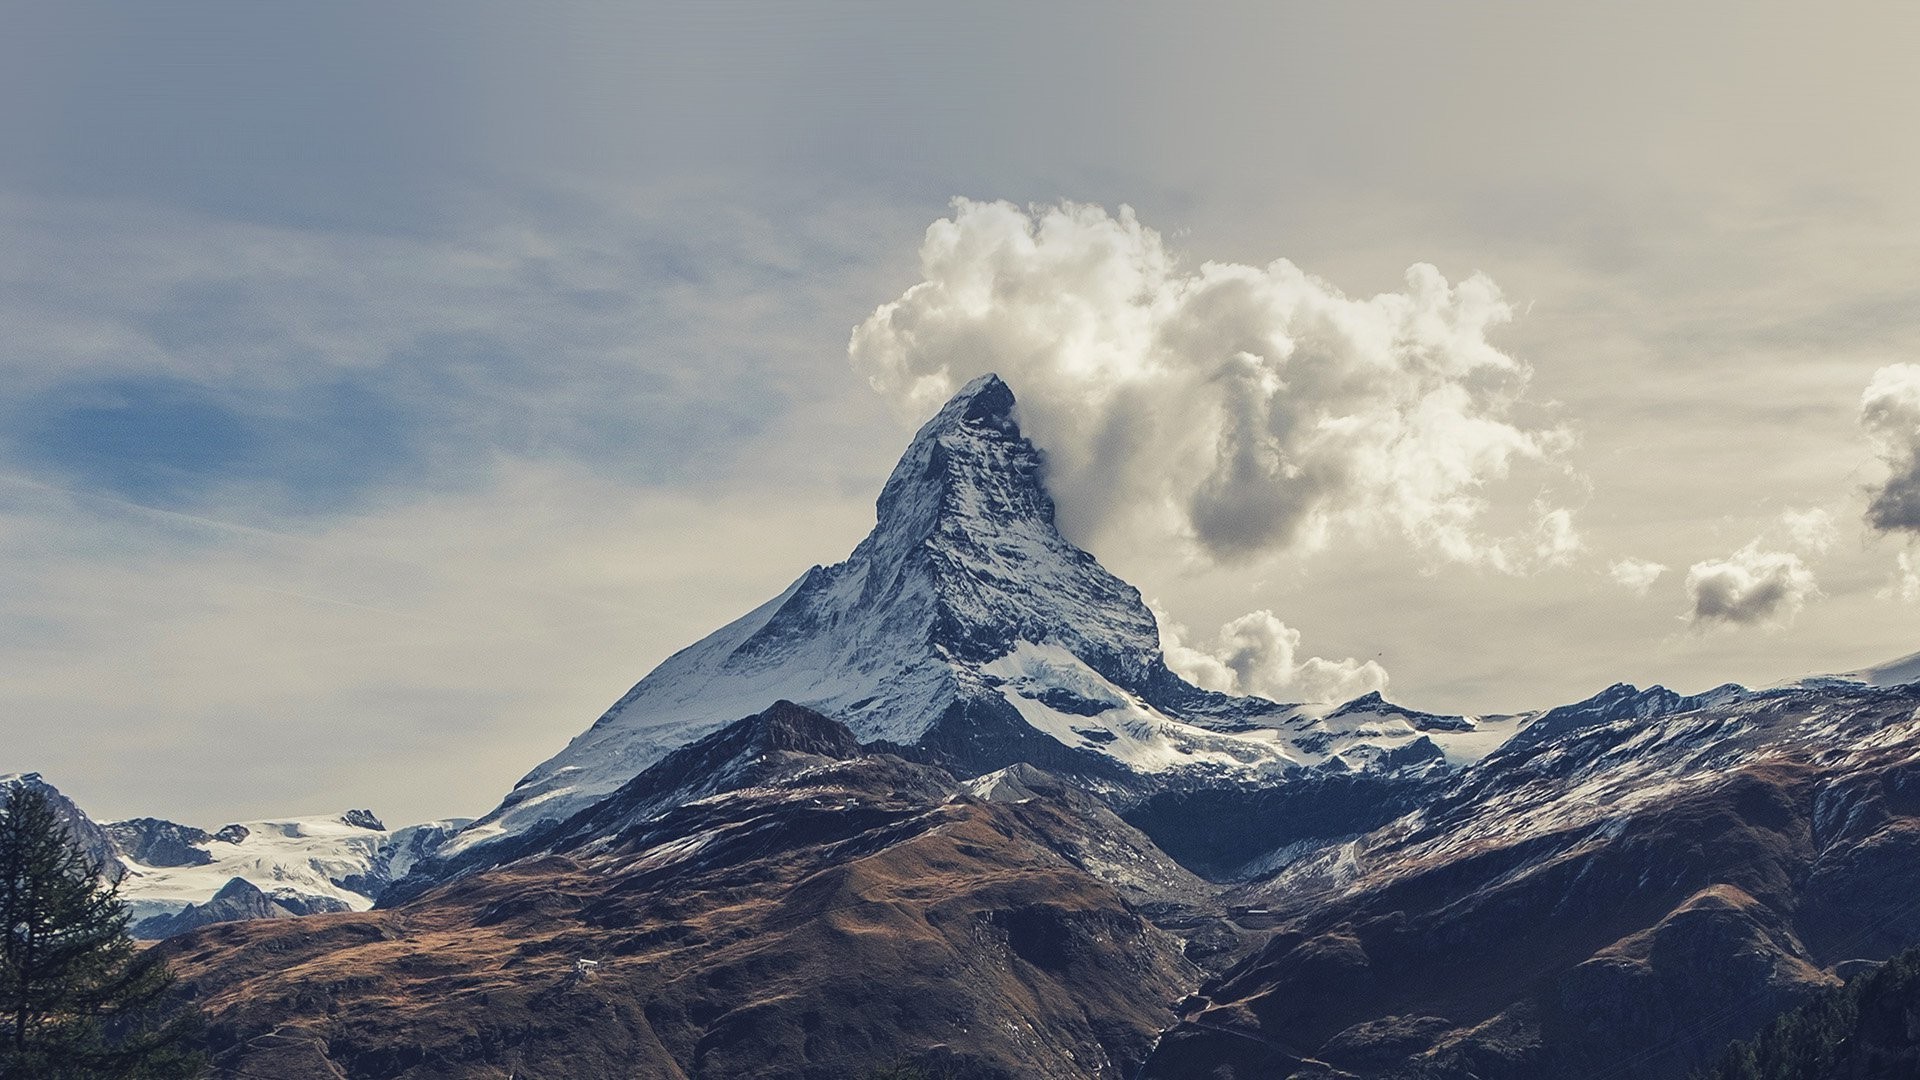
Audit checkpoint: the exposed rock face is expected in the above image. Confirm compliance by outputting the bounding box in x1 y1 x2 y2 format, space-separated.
1141 683 1920 1079
134 876 297 938
163 707 1202 1080
1123 771 1447 882
105 817 215 868
0 771 126 879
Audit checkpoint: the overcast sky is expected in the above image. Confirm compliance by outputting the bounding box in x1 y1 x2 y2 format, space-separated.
4 2 1919 826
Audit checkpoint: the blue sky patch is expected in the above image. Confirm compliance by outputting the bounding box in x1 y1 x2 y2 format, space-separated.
11 373 415 511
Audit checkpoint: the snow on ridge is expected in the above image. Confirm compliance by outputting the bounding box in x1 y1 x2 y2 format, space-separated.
1786 649 1920 691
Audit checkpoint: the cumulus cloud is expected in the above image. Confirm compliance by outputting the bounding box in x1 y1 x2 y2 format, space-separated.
851 200 1576 569
1609 557 1667 595
1861 363 1920 536
1157 605 1388 705
1685 544 1819 628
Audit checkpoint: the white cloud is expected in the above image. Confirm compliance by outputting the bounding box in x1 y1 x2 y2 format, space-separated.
1609 557 1667 595
851 200 1576 569
1780 506 1839 554
1884 550 1920 603
1528 504 1584 569
1157 605 1388 705
1685 543 1819 628
1861 363 1920 536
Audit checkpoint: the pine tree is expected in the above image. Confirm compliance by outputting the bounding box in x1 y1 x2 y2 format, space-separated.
0 785 204 1079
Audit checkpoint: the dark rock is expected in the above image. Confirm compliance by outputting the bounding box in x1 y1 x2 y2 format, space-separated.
135 876 298 939
1 772 125 880
104 816 213 867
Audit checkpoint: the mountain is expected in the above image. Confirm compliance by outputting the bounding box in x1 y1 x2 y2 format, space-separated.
0 771 126 879
1141 679 1920 1079
163 705 1209 1080
1 772 467 936
112 811 471 931
106 371 1920 1078
447 374 1518 857
133 876 300 938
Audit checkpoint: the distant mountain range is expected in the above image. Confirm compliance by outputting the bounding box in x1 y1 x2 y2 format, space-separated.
0 771 467 938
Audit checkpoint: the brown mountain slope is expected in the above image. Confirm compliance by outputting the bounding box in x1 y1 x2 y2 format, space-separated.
162 746 1201 1080
1142 684 1920 1080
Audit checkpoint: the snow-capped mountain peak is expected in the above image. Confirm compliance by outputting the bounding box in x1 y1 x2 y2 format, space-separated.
446 374 1506 855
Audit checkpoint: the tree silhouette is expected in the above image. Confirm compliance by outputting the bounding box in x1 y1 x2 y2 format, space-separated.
0 785 203 1078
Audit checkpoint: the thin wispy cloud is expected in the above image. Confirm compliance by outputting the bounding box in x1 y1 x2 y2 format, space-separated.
1609 558 1667 595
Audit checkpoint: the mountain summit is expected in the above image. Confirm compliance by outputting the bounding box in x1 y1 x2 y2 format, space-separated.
450 374 1492 852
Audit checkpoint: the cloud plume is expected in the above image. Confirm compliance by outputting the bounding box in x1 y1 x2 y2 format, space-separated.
1685 544 1818 628
1861 363 1920 536
851 200 1575 568
1158 606 1388 705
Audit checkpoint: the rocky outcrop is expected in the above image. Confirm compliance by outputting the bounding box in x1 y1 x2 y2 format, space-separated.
104 817 215 867
1696 945 1920 1079
134 876 298 938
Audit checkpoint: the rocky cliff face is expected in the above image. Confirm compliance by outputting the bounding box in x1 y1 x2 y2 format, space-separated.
104 818 215 868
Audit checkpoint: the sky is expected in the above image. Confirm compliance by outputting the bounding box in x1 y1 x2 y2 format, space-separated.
4 2 1919 826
